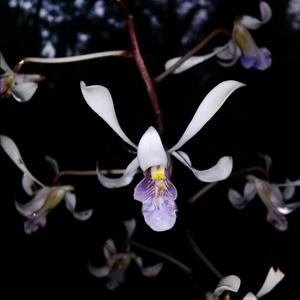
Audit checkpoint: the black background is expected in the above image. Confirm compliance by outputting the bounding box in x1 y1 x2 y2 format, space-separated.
1 0 300 298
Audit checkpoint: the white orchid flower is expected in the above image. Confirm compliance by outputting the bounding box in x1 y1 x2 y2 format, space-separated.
81 80 245 232
88 220 163 290
228 175 300 231
164 1 272 73
0 135 93 234
209 267 284 300
0 51 44 102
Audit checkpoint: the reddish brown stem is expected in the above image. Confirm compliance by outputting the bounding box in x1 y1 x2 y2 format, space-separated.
117 0 164 135
154 28 231 82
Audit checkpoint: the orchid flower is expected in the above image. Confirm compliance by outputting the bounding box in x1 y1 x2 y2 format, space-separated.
0 135 93 234
81 80 245 231
0 52 44 102
228 175 300 231
165 1 272 74
88 219 163 290
207 267 284 300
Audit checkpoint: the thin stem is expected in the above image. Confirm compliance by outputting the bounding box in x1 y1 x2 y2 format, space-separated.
14 50 131 72
188 166 269 204
52 169 124 186
154 28 231 83
186 231 223 280
130 240 192 274
117 0 164 135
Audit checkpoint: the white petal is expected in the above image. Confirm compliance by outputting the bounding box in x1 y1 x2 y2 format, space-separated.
137 126 167 171
15 186 52 217
242 292 258 300
80 82 137 148
164 48 224 74
0 135 45 186
45 155 60 174
0 52 11 72
88 264 110 278
97 157 139 188
103 239 117 260
276 179 300 187
215 42 234 60
65 191 76 212
124 218 136 239
217 41 241 67
282 179 295 200
22 173 37 196
140 263 163 277
260 1 272 24
239 2 272 30
256 267 285 298
64 192 93 221
214 275 241 296
169 81 245 152
228 188 251 209
244 181 257 201
12 81 38 102
173 151 233 182
72 209 93 221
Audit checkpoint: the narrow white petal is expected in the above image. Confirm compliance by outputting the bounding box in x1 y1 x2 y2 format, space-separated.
0 52 11 72
103 239 117 260
244 181 257 201
214 275 241 296
97 157 139 188
216 42 234 60
242 292 258 300
164 48 224 74
259 153 272 172
80 82 137 148
260 1 272 24
277 179 300 187
88 264 110 278
22 173 37 196
141 263 163 277
72 209 93 221
169 81 245 152
173 151 233 182
282 179 295 200
239 16 263 30
256 267 285 298
137 126 167 171
0 135 45 186
124 218 136 239
217 41 241 67
64 192 93 220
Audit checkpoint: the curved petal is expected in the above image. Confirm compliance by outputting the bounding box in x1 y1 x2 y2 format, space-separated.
0 52 11 72
256 267 285 298
228 188 251 209
64 192 93 221
169 81 245 152
88 264 110 278
239 1 272 29
140 263 163 277
15 186 52 217
173 151 233 182
214 275 241 296
45 155 60 174
97 157 139 188
12 81 38 102
282 179 295 201
22 173 38 196
103 239 117 260
216 41 235 60
80 82 137 148
137 127 167 171
242 292 257 300
164 47 224 74
217 42 242 67
244 181 257 201
0 135 45 186
259 153 272 172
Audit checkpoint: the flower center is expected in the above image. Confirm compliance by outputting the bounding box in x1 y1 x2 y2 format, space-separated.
150 165 166 180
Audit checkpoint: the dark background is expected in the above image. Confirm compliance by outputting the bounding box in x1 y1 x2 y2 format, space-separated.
1 0 300 298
